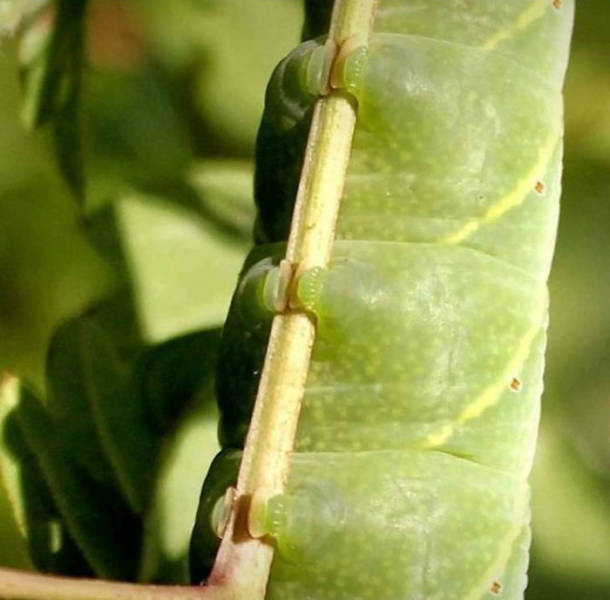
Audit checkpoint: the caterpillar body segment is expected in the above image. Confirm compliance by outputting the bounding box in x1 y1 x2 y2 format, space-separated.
191 2 573 598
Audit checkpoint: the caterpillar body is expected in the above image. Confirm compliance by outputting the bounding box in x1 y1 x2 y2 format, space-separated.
191 2 573 599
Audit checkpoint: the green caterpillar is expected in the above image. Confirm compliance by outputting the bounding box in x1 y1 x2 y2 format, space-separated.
191 2 574 599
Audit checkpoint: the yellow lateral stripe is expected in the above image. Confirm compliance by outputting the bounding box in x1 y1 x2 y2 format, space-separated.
483 0 550 50
423 289 548 449
441 120 561 245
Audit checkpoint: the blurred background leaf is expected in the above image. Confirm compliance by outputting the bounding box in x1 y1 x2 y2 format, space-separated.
527 3 610 598
0 0 302 583
0 0 608 595
18 0 87 200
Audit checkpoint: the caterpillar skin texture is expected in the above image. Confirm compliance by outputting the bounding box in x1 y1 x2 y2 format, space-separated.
190 1 573 599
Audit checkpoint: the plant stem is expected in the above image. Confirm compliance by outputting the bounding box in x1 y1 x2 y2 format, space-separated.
0 567 223 600
206 1 377 598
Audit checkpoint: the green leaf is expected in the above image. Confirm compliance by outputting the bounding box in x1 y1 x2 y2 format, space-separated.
139 401 220 584
46 318 115 486
0 0 46 37
0 375 92 575
133 329 224 582
19 0 87 200
187 160 255 241
136 328 221 435
84 66 192 211
39 301 223 580
46 314 159 513
14 379 141 579
139 0 303 153
0 374 35 570
109 192 247 343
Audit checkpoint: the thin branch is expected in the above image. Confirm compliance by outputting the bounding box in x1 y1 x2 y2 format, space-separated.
206 1 378 598
0 567 224 600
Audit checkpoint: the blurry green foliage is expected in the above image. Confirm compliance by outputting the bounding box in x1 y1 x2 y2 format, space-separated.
0 0 607 596
0 0 302 583
19 0 87 199
527 3 610 598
